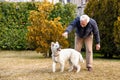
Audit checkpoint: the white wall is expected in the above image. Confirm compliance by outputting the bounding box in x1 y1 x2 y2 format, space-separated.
4 0 59 3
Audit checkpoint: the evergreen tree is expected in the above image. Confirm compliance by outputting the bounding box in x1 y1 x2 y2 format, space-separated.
84 0 119 58
113 1 120 56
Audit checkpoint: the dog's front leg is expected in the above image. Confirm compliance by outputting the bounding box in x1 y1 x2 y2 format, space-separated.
60 62 65 72
52 62 56 72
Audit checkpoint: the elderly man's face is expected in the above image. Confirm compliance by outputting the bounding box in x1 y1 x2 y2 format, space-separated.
80 19 87 27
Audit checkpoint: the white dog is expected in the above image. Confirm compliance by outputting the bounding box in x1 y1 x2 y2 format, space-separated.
51 42 84 73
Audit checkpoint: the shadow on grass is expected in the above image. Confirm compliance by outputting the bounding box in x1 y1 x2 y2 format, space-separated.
81 52 120 60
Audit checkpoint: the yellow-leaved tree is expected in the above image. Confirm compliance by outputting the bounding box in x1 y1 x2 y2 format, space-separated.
27 0 69 57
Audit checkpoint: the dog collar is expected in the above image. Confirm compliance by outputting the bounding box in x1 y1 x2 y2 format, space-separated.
53 53 59 57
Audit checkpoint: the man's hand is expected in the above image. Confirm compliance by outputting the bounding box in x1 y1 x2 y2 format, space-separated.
96 44 100 50
62 32 68 38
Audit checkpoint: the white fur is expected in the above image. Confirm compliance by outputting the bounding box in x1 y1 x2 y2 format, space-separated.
51 42 84 73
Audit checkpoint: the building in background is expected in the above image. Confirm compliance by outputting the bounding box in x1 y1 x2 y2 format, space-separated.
3 0 59 3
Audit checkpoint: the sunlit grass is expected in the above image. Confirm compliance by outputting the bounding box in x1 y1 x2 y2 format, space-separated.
0 51 119 80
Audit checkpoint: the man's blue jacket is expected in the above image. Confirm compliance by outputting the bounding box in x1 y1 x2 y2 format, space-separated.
65 17 100 44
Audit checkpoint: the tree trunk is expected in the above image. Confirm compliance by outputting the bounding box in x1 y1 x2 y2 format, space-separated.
104 53 108 58
108 53 113 58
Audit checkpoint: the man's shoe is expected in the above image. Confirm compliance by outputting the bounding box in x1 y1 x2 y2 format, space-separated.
87 67 92 71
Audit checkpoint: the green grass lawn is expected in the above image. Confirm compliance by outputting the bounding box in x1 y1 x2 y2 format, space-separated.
0 51 119 80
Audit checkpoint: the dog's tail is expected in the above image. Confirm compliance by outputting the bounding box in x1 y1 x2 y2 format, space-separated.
79 53 84 63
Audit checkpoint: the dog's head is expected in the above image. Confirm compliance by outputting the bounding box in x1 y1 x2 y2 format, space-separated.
51 42 61 52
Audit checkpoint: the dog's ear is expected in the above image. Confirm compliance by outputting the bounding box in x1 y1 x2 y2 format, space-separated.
51 42 54 46
56 41 59 44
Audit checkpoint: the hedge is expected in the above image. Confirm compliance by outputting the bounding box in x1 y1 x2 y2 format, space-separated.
0 2 37 50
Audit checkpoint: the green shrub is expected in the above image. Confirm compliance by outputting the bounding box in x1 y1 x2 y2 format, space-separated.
113 17 120 55
49 3 76 26
49 2 76 48
0 2 37 50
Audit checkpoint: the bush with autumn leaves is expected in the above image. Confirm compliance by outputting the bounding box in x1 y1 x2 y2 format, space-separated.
27 1 76 56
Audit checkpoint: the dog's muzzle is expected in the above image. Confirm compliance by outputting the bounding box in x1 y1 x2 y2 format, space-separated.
57 47 61 51
53 48 61 57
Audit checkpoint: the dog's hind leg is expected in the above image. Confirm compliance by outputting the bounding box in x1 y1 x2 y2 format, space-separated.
75 65 81 73
68 59 74 72
68 65 74 72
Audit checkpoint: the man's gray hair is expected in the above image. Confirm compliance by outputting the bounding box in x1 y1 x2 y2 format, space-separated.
80 15 90 23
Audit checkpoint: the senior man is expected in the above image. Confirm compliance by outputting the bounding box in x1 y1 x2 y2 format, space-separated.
62 15 100 71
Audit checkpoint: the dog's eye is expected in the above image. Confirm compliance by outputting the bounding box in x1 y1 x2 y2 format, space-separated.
55 45 59 48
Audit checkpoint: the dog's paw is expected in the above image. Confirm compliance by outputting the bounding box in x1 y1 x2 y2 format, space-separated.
82 60 84 63
52 71 55 73
52 69 56 73
68 69 72 72
76 71 80 73
60 70 64 73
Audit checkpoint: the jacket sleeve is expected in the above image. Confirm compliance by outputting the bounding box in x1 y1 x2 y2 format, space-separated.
65 17 79 33
91 19 100 44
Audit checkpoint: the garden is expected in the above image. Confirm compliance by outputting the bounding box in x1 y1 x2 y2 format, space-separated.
0 0 120 80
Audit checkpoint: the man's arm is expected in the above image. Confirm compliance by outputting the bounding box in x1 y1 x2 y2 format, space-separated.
91 19 100 44
65 17 79 33
91 19 101 50
62 17 79 38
